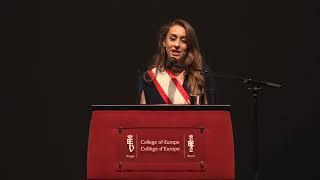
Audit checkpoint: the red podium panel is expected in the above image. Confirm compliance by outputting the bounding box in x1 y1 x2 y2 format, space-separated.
87 105 234 180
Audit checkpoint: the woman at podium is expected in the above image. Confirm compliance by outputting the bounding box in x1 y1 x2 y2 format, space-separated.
138 19 215 105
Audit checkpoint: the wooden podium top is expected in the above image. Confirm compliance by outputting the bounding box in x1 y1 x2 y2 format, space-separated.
90 104 231 111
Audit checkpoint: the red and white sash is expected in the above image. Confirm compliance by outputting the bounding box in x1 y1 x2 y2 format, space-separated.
148 68 191 104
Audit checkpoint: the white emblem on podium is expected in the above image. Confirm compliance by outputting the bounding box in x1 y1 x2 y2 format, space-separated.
187 134 195 153
127 135 135 153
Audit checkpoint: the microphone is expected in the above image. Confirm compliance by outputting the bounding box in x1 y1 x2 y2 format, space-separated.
165 57 185 69
165 57 177 69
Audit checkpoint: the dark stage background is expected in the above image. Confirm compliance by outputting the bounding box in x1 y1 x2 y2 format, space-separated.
4 0 320 179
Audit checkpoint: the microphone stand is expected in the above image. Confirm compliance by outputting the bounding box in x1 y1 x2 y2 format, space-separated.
182 65 282 180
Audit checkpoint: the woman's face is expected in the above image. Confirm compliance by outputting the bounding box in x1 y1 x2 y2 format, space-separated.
163 25 188 62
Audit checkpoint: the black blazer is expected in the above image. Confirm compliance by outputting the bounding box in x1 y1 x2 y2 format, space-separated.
136 65 216 105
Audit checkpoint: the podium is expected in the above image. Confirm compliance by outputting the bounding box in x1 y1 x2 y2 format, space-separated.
87 105 234 180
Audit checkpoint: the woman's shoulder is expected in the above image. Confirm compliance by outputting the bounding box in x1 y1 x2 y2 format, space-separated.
137 65 157 87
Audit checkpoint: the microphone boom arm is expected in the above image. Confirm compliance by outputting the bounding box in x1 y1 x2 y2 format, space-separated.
184 66 282 89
